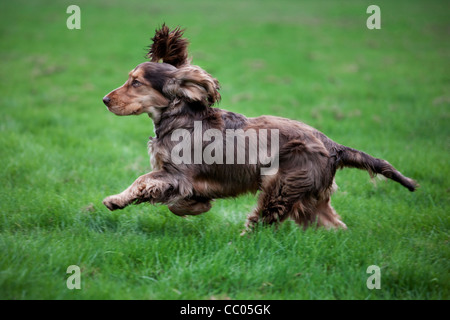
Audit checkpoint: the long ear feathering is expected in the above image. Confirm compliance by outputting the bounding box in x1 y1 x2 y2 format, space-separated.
164 65 221 107
147 24 189 68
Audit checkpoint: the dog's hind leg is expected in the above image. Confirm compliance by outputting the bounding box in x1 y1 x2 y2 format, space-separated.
242 192 291 235
241 175 292 235
291 197 347 230
316 199 347 229
290 179 346 230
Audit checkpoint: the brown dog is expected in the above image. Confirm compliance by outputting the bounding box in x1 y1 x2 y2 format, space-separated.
102 25 417 232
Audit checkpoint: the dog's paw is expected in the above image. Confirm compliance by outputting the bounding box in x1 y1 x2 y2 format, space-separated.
103 195 124 211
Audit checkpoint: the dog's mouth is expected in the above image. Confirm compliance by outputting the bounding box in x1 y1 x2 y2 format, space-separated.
107 106 127 116
104 102 124 115
105 101 146 116
103 96 125 115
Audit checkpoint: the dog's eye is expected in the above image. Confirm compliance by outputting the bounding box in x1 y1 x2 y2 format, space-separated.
131 80 142 88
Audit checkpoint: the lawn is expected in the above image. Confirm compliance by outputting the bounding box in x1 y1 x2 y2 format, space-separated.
0 0 448 300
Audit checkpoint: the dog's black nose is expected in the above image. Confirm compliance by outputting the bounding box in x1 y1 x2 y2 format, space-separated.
103 96 111 106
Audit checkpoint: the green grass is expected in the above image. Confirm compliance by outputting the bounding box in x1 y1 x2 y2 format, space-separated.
0 0 449 300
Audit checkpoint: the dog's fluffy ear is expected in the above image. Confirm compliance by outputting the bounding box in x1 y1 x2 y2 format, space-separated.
164 65 221 107
147 24 189 68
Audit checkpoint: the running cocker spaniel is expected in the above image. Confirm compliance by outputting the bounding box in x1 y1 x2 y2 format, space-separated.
102 25 417 233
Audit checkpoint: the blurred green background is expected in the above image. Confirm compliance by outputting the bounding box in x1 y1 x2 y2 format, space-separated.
0 0 448 300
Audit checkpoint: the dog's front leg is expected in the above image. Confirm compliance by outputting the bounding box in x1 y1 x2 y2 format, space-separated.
103 171 174 211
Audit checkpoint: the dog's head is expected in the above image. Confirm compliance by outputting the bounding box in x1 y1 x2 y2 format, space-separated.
103 24 220 122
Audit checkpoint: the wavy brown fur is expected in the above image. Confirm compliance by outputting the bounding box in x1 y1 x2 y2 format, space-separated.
147 24 189 68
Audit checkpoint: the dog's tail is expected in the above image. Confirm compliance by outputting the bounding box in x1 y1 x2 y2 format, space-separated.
336 145 418 192
147 24 189 68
